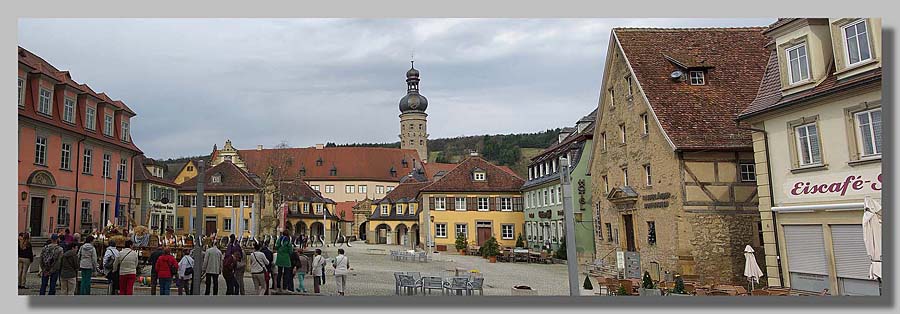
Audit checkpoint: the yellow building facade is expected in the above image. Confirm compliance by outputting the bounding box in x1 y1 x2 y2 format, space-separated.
176 160 262 237
420 192 525 249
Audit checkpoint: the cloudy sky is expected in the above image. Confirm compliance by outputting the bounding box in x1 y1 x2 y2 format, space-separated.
18 18 774 159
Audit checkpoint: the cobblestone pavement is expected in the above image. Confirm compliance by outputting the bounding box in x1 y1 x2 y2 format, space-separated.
19 242 571 296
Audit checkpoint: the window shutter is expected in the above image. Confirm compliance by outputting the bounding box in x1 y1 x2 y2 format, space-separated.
233 195 240 206
429 197 435 210
467 197 475 210
217 195 224 207
831 225 871 279
447 197 454 211
783 225 829 275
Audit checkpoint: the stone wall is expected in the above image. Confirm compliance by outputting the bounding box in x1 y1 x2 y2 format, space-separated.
688 212 762 285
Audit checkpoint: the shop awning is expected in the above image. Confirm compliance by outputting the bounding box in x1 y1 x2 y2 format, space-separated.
772 202 865 212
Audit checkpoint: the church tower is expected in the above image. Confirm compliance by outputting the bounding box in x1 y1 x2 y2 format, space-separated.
398 61 429 162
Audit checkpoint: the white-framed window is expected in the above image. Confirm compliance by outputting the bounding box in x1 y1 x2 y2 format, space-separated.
223 218 232 231
34 136 47 165
620 124 627 143
689 71 705 85
85 107 96 130
455 197 467 211
60 142 71 170
644 164 652 186
302 203 310 214
396 204 403 215
502 224 514 240
38 88 52 115
434 197 446 211
176 217 185 230
345 185 354 194
121 121 130 142
104 114 114 136
224 195 233 207
474 171 486 181
500 197 513 211
240 195 252 207
386 186 394 192
601 132 607 151
740 163 756 182
622 166 629 186
207 196 216 207
18 77 25 107
211 174 221 183
786 43 810 84
477 197 489 211
608 88 615 107
57 198 69 226
408 204 416 215
63 98 76 123
315 203 323 215
795 123 822 166
82 148 92 174
102 153 111 178
312 185 320 191
242 219 249 231
557 186 562 204
381 204 389 215
118 158 127 180
455 224 467 239
358 185 367 194
625 76 633 96
376 185 384 194
855 108 882 157
325 185 335 193
550 187 556 204
551 159 557 173
641 113 650 134
543 189 549 206
190 196 196 207
557 221 564 240
550 223 556 243
435 223 447 238
602 175 609 194
843 19 872 66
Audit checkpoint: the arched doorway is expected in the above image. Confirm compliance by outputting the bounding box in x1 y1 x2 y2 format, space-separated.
396 224 409 247
295 221 307 236
411 224 420 248
358 221 368 241
374 223 391 244
284 221 293 235
310 222 325 241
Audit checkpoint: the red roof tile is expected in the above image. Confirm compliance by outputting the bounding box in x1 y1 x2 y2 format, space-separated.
236 146 421 182
419 156 525 193
180 161 261 192
422 162 458 181
133 155 178 187
333 201 357 222
613 28 770 150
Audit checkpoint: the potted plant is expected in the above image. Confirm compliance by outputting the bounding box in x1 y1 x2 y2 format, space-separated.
668 275 690 296
639 271 662 296
616 285 630 296
455 233 468 255
481 236 501 263
515 234 525 248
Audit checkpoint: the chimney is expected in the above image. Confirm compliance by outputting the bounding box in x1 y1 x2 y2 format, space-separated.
315 144 325 150
256 145 263 151
469 150 479 157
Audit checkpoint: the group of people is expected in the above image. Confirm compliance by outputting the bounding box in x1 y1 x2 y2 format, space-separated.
26 230 351 296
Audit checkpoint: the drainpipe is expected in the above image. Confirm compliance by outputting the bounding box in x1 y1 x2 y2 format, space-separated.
72 136 86 232
738 126 785 286
128 153 137 227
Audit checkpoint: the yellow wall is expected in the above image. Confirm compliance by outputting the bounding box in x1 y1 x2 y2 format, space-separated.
175 192 256 236
173 160 198 185
421 192 524 249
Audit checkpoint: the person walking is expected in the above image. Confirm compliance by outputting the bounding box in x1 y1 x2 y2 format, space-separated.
77 235 99 295
260 243 274 295
295 248 311 293
112 240 139 295
203 243 223 295
38 234 63 295
147 245 165 295
59 244 79 295
274 232 293 294
155 248 178 295
18 233 34 289
249 243 269 296
332 248 350 296
222 251 237 295
177 249 194 295
311 249 325 294
234 249 246 295
101 241 119 295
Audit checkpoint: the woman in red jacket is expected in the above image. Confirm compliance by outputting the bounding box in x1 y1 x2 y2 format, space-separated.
155 248 178 295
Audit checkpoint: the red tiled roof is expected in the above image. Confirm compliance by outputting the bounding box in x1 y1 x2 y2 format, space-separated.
380 181 430 203
613 28 770 150
419 156 525 193
333 201 357 222
236 146 420 182
180 160 261 192
739 51 882 119
422 162 458 181
133 155 178 187
279 180 332 203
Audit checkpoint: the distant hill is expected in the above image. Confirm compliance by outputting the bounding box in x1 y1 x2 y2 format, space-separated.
331 129 561 177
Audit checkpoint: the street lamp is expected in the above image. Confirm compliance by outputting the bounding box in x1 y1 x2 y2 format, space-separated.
560 156 579 296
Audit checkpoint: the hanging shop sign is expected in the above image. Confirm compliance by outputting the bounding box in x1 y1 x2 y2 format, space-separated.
784 171 881 200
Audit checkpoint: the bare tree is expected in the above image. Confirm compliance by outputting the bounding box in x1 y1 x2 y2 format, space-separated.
261 140 295 236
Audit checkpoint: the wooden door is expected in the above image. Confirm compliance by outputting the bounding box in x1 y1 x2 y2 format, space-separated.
623 214 636 252
476 227 491 246
30 197 44 236
205 220 217 236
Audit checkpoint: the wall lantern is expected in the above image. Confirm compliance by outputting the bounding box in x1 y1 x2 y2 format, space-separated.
21 191 28 201
430 216 434 223
51 195 57 203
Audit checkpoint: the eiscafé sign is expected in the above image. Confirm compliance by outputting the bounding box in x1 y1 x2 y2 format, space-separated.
785 171 881 199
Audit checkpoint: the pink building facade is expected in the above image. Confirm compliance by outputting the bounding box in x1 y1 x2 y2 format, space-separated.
18 47 143 237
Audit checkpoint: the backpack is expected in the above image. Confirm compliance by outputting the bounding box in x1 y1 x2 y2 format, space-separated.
41 246 59 270
104 253 115 273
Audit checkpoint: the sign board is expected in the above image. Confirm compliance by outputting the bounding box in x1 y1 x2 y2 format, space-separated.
782 170 881 201
625 251 641 279
616 251 625 271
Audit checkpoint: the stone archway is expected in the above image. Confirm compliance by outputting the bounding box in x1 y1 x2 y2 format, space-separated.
396 224 409 247
374 223 391 245
310 222 325 239
411 224 420 248
284 221 293 235
295 221 307 236
358 221 368 241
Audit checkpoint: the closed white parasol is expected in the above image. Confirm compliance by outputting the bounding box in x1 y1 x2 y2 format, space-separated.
863 196 882 280
744 245 764 290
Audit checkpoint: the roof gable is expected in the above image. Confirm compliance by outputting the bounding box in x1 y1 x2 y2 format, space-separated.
420 156 524 193
179 160 260 192
235 146 420 182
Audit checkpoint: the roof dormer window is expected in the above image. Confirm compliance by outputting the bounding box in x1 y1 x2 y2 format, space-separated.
211 173 222 184
401 159 409 168
299 166 306 177
689 71 705 85
473 169 486 182
390 166 397 177
843 19 872 66
786 43 810 84
316 157 323 166
330 166 337 176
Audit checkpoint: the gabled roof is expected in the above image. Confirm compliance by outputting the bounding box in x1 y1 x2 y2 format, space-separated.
133 155 178 187
179 160 261 192
369 181 428 220
422 162 459 182
738 50 882 120
419 156 524 193
234 146 420 182
279 180 334 204
612 27 770 150
18 47 142 154
333 202 356 222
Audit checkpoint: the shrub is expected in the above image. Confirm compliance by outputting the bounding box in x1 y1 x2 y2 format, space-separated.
583 275 594 290
672 275 686 294
481 237 501 258
641 271 654 289
515 234 525 248
455 233 468 251
554 236 567 260
617 285 629 296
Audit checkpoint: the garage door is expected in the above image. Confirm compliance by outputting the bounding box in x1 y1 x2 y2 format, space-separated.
783 225 830 293
831 224 881 296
